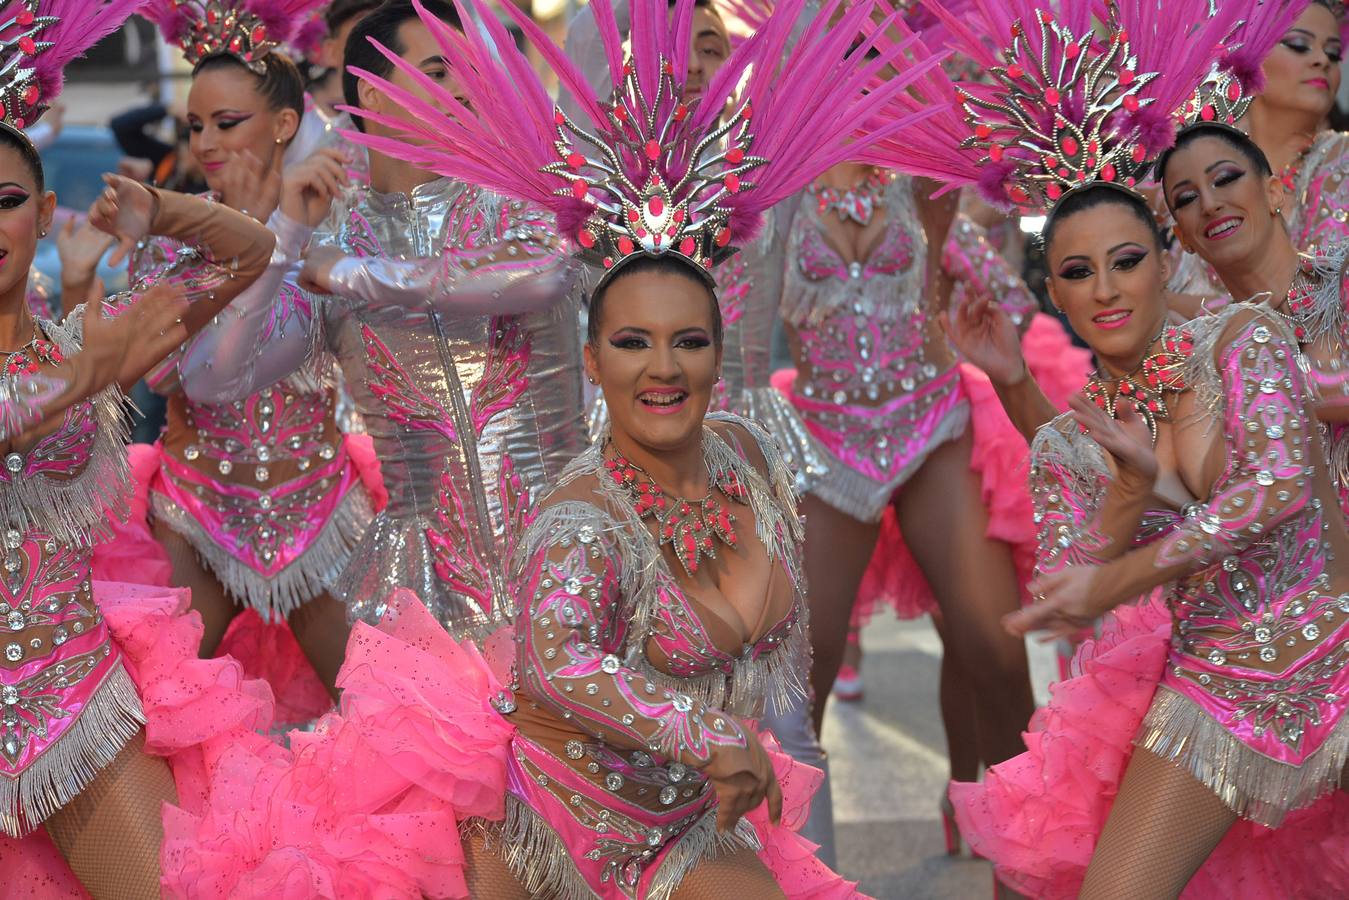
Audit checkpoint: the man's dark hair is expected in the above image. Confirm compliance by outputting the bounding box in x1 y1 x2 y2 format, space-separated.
342 0 460 133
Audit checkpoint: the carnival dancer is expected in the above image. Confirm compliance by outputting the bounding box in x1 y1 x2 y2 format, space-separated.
124 0 379 704
0 3 286 896
905 1 1349 896
175 0 588 637
162 0 955 895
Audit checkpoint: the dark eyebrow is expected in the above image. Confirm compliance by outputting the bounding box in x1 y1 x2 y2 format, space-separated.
695 29 723 41
1108 242 1145 254
418 55 445 66
610 326 651 335
0 182 27 190
673 327 710 337
1205 158 1238 173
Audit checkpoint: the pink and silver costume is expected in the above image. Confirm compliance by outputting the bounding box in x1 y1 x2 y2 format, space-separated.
954 311 1349 897
178 180 588 633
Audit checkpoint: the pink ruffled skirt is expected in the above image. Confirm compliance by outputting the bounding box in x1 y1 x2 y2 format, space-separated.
951 595 1349 899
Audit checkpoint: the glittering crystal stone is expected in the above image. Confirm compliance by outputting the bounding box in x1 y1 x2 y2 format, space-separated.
671 693 693 712
259 494 273 510
1303 623 1321 641
255 466 270 482
660 786 678 805
1266 425 1285 439
622 714 635 725
4 530 20 551
5 610 22 630
1254 626 1272 643
52 626 67 646
1252 326 1271 344
577 526 596 544
1260 646 1277 662
218 459 233 475
256 445 271 463
605 772 624 791
668 762 687 782
3 737 15 755
490 690 516 714
1255 470 1275 486
565 577 583 594
3 453 21 474
1198 674 1211 685
647 828 664 847
565 740 584 760
601 654 621 674
1338 595 1349 613
319 444 335 460
2 685 17 704
3 643 20 661
1208 650 1226 665
1259 378 1278 394
184 445 200 461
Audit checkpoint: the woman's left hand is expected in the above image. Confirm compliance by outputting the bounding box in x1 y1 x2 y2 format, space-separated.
1006 564 1109 640
89 174 157 266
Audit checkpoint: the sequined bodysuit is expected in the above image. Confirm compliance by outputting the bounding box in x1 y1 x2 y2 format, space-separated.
180 177 588 634
495 413 809 899
781 172 966 522
1031 310 1349 826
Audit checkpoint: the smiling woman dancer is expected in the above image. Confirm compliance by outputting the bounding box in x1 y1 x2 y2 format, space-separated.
901 2 1349 898
0 3 282 897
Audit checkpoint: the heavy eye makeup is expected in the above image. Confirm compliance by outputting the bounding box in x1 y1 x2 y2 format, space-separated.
1170 164 1245 209
1055 247 1147 280
189 113 252 133
0 186 30 210
607 328 712 351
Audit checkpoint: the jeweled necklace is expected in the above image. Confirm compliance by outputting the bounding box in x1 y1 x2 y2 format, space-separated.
603 447 750 577
809 169 891 226
1 318 61 377
1271 255 1318 343
1081 324 1193 444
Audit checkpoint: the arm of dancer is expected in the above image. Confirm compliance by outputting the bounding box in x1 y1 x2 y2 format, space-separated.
1057 310 1314 614
302 198 581 319
942 215 1038 333
516 503 754 770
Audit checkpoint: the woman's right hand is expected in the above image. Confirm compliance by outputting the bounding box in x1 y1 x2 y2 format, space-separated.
946 289 1027 388
1068 393 1158 489
280 147 349 227
701 726 783 833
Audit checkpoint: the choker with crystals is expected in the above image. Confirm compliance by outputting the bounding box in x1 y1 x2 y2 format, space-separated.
809 169 891 226
2 326 62 377
603 449 750 577
1081 324 1193 444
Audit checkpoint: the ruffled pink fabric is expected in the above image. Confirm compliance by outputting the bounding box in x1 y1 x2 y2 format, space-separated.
951 595 1349 899
91 443 173 587
345 432 389 513
852 314 1091 624
162 592 514 899
217 611 334 728
0 581 276 897
750 732 868 899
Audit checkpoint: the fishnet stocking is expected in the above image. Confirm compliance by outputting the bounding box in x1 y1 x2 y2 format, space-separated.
669 847 786 900
45 729 177 900
462 829 531 900
1080 747 1237 900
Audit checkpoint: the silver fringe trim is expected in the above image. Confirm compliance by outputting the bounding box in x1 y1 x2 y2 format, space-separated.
805 401 969 524
0 662 145 838
151 485 374 619
1136 686 1349 828
476 794 758 900
0 315 131 547
1290 246 1349 346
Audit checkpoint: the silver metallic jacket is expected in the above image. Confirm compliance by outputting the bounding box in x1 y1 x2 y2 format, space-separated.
180 177 588 635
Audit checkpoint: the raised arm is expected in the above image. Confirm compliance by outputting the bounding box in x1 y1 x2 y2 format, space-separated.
300 197 580 319
943 215 1038 330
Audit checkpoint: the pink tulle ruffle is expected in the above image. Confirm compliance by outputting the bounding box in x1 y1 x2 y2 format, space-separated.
951 595 1349 899
216 611 333 728
162 592 514 899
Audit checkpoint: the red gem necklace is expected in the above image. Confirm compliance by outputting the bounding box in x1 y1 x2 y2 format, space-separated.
809 169 891 226
2 321 62 377
603 448 751 577
1081 323 1192 445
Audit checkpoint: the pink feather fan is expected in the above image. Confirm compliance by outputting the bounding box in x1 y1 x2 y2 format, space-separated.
343 0 950 274
882 0 1244 211
0 0 146 129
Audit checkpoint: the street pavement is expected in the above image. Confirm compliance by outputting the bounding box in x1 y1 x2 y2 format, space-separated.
824 616 1060 899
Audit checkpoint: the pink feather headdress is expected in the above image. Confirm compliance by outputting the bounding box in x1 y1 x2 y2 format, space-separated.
0 0 145 132
142 0 326 73
343 0 949 280
881 0 1242 212
1177 1 1309 129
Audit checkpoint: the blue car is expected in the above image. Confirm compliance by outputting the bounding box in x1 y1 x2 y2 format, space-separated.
31 123 131 313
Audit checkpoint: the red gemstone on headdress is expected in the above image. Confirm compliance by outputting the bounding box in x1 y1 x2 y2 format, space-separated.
702 258 712 268
1007 64 1024 79
715 228 730 247
1044 88 1060 105
578 229 596 248
623 62 633 75
207 9 218 23
742 103 753 120
1047 183 1062 200
662 60 672 75
1200 105 1215 121
618 236 634 255
568 152 585 168
673 208 685 223
229 36 243 52
675 103 688 121
555 111 565 125
1061 136 1078 157
1102 163 1117 181
603 257 614 268
252 25 266 43
627 208 640 222
726 147 743 163
974 124 992 140
679 237 695 255
614 106 628 121
1123 95 1139 113
22 85 37 106
989 144 1004 162
724 173 740 192
1131 145 1146 163
1226 81 1241 101
17 36 35 55
16 10 32 25
648 196 664 217
1119 69 1135 86
1118 30 1129 44
645 140 660 160
1038 9 1053 23
1065 42 1080 60
571 179 588 199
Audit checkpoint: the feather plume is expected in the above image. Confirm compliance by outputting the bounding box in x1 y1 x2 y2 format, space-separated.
1219 0 1309 94
142 0 327 70
342 0 949 273
24 0 147 104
